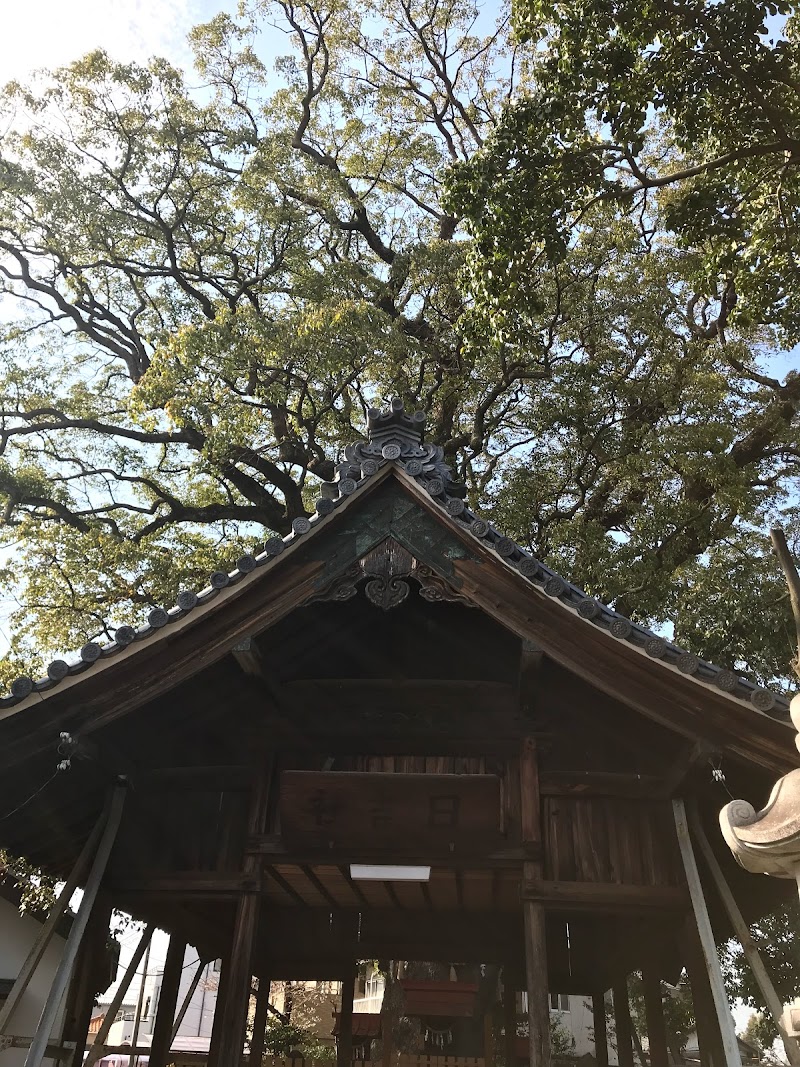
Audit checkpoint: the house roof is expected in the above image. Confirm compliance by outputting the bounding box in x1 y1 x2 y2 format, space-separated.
332 1012 382 1037
0 399 789 722
398 980 479 1018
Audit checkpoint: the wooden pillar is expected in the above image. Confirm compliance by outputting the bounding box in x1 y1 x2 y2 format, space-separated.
212 756 274 1067
208 957 232 1067
520 738 550 1067
683 921 727 1067
381 997 393 1067
643 969 669 1067
214 895 260 1066
148 935 185 1067
503 971 517 1067
59 893 112 1067
673 801 740 1067
249 977 271 1066
592 993 609 1067
484 1011 496 1067
612 979 635 1067
338 969 356 1067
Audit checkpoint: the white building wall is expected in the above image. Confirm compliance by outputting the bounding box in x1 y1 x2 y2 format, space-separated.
131 950 218 1051
0 894 67 1067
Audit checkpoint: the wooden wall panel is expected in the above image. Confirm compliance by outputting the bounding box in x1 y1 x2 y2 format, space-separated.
544 797 682 887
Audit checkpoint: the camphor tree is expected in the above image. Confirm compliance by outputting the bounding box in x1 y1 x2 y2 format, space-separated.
0 0 797 688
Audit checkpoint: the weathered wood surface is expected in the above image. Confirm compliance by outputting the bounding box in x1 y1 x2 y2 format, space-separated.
249 979 271 1067
280 771 501 849
673 800 740 1067
542 797 682 887
592 994 609 1067
337 969 356 1067
148 935 185 1067
520 739 551 1067
643 969 669 1067
521 881 688 911
612 980 635 1067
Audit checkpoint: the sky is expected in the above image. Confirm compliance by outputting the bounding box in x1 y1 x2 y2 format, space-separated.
0 0 239 84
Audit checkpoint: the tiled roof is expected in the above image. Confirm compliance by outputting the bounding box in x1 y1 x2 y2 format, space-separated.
0 399 790 721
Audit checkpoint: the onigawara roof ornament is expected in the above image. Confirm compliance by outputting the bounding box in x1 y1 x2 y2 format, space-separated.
326 396 467 500
720 693 800 884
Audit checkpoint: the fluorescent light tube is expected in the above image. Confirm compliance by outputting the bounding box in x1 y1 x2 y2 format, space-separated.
349 864 431 881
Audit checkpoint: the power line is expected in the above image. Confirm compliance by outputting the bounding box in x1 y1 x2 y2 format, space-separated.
0 768 61 822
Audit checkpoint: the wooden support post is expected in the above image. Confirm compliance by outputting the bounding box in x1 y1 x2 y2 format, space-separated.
381 995 393 1067
484 1011 496 1067
58 893 113 1067
84 925 154 1067
148 935 185 1067
503 971 517 1067
212 755 274 1067
688 805 800 1066
673 800 740 1067
338 969 356 1067
249 978 271 1067
643 970 669 1067
612 979 635 1067
26 783 127 1067
520 738 550 1067
171 956 206 1045
0 815 106 1037
207 957 232 1067
130 937 151 1067
592 993 609 1067
683 920 727 1067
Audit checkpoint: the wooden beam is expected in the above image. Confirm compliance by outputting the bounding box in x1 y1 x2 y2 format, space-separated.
612 979 635 1067
540 773 663 798
688 805 800 1066
520 738 550 1067
142 766 252 790
248 837 537 867
659 742 716 799
149 935 185 1067
592 993 609 1067
521 881 689 912
672 800 740 1067
110 873 258 896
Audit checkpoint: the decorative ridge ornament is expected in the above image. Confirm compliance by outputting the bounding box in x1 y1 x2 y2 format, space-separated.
338 396 467 498
720 693 800 882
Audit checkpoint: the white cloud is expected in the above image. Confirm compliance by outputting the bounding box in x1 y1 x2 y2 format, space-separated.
0 0 239 84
